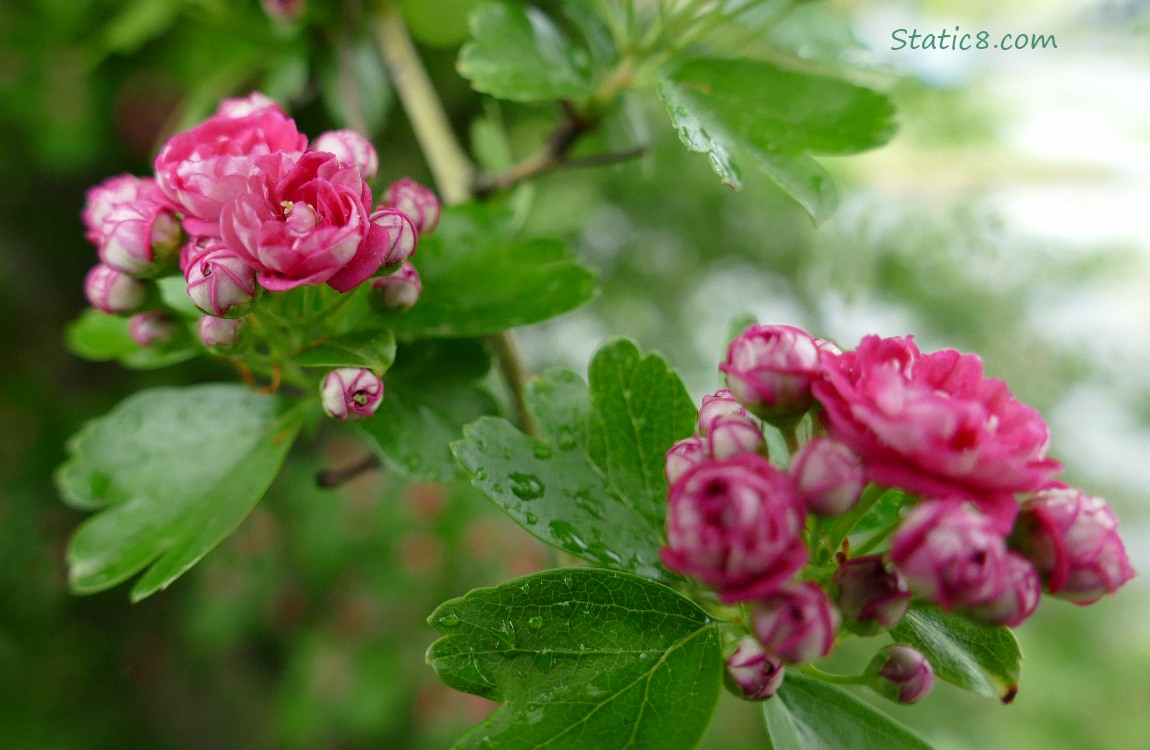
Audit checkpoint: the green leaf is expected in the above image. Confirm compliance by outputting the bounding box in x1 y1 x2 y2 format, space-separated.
428 568 722 750
452 338 696 579
890 607 1022 703
65 309 198 370
294 329 397 372
357 339 498 482
377 203 596 338
762 672 933 750
458 0 599 102
657 57 897 222
57 385 304 601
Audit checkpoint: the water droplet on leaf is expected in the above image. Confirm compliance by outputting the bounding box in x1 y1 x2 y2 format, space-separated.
438 614 461 629
509 472 545 500
524 511 538 525
532 443 552 460
528 616 543 629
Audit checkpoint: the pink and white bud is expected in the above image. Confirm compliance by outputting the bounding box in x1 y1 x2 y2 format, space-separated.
84 264 148 314
261 0 306 21
83 175 182 276
312 129 379 181
749 581 840 664
128 311 176 348
832 555 911 635
790 437 865 517
705 414 764 460
371 261 422 311
214 92 283 119
665 435 706 486
661 453 807 603
969 552 1042 628
383 178 441 234
321 368 384 421
697 389 749 434
198 315 243 349
891 501 1009 610
867 645 934 704
724 636 785 701
366 207 418 267
720 324 821 423
185 244 260 318
1012 486 1136 605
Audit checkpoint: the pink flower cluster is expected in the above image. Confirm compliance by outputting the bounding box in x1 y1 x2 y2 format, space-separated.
80 92 438 350
666 324 1135 697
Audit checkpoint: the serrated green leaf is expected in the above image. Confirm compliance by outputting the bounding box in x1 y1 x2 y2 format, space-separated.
891 607 1022 703
357 339 497 482
65 309 198 370
452 338 696 579
377 203 596 338
458 0 598 102
657 57 896 222
294 329 397 372
428 568 722 750
57 385 303 601
763 672 933 750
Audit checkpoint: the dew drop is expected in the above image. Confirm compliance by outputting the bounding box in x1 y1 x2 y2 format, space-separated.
438 614 461 629
532 443 552 460
474 468 488 481
524 511 538 526
528 616 544 630
509 472 545 500
555 427 577 451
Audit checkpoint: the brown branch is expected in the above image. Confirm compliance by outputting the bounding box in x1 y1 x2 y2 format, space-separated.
316 452 382 488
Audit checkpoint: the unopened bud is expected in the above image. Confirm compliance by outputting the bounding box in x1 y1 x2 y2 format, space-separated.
866 645 934 704
198 315 243 349
128 311 177 348
791 437 865 517
321 368 384 421
705 414 763 460
724 636 785 701
185 245 260 318
832 555 910 635
84 263 148 314
664 435 706 486
367 207 418 267
749 581 840 664
312 129 379 180
383 178 441 235
371 261 422 311
697 389 749 434
720 324 821 424
969 552 1042 628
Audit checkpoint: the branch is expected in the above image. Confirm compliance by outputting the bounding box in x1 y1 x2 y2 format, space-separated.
374 0 475 205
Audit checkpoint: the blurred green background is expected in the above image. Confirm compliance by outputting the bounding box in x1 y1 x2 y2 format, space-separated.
1 0 1147 748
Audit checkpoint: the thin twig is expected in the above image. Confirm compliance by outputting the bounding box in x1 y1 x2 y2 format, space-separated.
317 452 382 488
486 331 541 439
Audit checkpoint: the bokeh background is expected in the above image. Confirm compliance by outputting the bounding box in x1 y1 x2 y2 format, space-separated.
1 0 1147 748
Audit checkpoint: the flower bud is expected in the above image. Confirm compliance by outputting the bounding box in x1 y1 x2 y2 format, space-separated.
366 207 418 267
371 261 422 311
1012 486 1136 605
664 435 706 486
660 453 807 603
214 92 282 119
261 0 305 21
890 501 1009 610
312 129 379 180
832 555 911 635
697 389 748 434
705 414 764 460
724 636 785 701
383 178 441 235
790 438 865 517
321 368 384 421
720 324 821 423
749 581 840 664
185 245 260 318
969 552 1041 628
866 645 934 704
84 263 148 314
197 315 242 349
83 175 182 277
128 311 177 348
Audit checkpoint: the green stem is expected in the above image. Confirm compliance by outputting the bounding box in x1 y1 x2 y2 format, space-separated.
486 331 541 439
800 663 869 686
851 516 902 557
374 0 475 205
825 485 886 554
